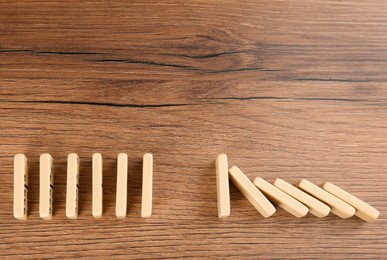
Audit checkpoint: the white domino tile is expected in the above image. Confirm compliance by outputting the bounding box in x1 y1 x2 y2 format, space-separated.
92 153 103 219
141 153 153 218
66 153 79 219
13 154 28 220
296 179 355 219
39 153 54 220
216 154 230 218
228 166 276 218
116 153 128 218
322 182 379 222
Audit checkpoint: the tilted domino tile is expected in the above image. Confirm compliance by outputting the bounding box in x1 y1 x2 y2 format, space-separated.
228 166 276 218
322 182 380 222
13 154 28 220
116 153 128 218
66 153 79 219
253 177 308 218
92 153 103 219
141 153 153 218
216 154 230 218
273 178 330 218
296 179 355 219
40 153 54 220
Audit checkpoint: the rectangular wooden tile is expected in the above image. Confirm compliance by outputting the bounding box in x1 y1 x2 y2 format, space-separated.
141 153 153 218
13 154 28 220
92 153 103 219
228 166 275 218
322 182 379 222
216 154 230 218
254 177 308 218
273 178 330 218
296 179 355 219
66 153 79 219
39 153 54 220
116 153 128 218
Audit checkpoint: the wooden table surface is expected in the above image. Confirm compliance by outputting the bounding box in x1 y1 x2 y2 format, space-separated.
1 0 386 258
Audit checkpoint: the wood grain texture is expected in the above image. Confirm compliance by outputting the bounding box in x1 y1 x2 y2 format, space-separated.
0 0 386 258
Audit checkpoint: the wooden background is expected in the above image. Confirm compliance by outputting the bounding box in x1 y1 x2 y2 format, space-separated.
0 0 386 258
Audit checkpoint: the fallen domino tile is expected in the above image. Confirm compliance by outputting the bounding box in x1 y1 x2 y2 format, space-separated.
141 153 153 218
13 154 28 220
116 153 128 218
40 153 54 220
254 177 308 218
273 178 330 218
322 182 380 222
92 153 103 219
228 166 276 218
66 153 79 219
216 154 230 218
296 179 355 219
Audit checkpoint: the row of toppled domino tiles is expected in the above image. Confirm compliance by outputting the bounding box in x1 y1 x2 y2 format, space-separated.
216 154 380 221
13 153 153 220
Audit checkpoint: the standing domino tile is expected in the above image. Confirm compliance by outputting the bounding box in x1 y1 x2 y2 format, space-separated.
216 154 230 218
228 166 276 218
296 179 355 219
254 177 308 218
322 182 380 222
14 154 28 220
141 153 153 218
116 153 128 218
40 153 54 220
66 153 79 219
273 178 330 218
92 153 103 218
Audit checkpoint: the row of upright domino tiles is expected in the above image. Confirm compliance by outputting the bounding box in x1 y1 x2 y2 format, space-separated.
216 154 380 221
13 153 153 220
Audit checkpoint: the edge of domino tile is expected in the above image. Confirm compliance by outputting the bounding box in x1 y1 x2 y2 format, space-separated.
273 178 330 218
141 153 153 218
216 154 230 218
39 153 54 220
92 153 103 219
253 177 308 218
116 153 128 219
228 166 276 218
14 154 28 220
296 179 356 219
66 153 79 220
321 182 380 222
